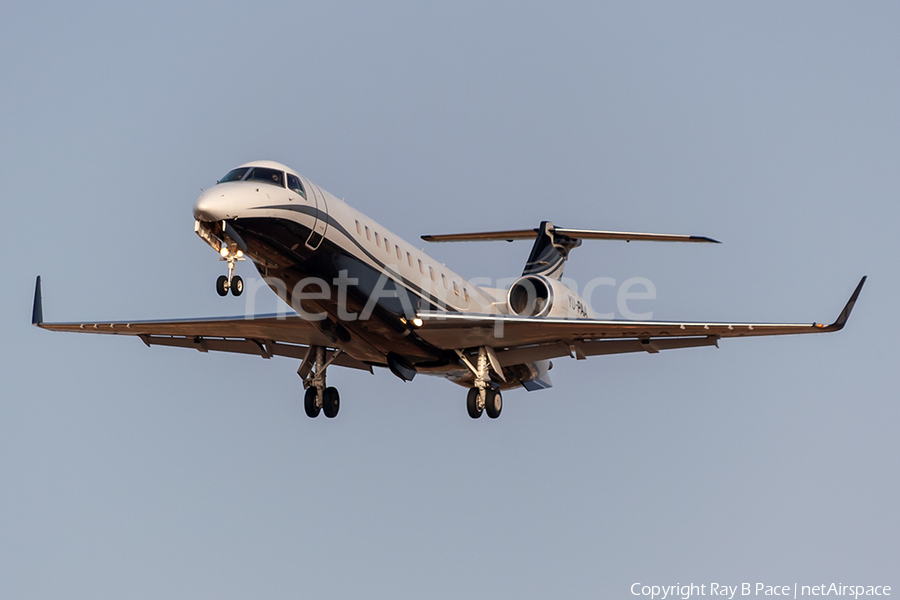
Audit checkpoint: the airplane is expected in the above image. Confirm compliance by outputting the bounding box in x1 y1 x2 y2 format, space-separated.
32 160 866 420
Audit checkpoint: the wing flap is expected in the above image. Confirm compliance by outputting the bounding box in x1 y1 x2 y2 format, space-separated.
494 336 719 366
137 334 373 372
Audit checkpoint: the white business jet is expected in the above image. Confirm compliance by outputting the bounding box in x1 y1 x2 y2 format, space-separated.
32 160 866 420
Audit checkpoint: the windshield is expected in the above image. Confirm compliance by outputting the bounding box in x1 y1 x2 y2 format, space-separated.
245 167 285 187
219 167 249 183
287 174 306 198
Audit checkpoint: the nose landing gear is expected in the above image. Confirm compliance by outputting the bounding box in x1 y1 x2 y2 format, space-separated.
195 220 246 298
215 245 244 297
216 274 243 297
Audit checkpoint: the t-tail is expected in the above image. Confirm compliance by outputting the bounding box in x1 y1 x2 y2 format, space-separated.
422 222 720 281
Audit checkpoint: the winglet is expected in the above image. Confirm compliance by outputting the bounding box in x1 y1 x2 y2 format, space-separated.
826 276 866 331
32 276 43 325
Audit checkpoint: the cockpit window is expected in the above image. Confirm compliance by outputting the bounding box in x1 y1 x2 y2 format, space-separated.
287 174 306 198
219 167 249 183
245 167 285 187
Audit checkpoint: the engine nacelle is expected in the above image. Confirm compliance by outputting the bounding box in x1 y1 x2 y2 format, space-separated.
506 275 592 319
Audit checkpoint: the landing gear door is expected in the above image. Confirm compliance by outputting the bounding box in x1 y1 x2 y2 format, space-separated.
306 184 328 251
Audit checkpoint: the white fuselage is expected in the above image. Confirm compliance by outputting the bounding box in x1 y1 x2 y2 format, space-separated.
193 160 585 387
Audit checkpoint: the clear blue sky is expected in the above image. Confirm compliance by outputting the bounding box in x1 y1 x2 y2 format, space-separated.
1 2 897 598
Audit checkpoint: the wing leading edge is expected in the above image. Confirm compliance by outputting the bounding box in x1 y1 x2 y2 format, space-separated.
30 276 372 372
31 275 866 374
413 277 867 358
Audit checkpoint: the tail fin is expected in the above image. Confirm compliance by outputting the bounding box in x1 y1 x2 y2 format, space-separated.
522 221 581 280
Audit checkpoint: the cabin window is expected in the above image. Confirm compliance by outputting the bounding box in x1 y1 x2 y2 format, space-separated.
453 281 459 296
418 259 424 274
441 273 448 289
384 237 391 254
355 220 361 235
365 226 371 241
429 266 435 281
396 245 402 260
407 252 413 267
464 288 470 302
286 174 306 198
375 232 381 247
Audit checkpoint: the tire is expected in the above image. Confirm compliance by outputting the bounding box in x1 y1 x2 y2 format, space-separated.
485 389 502 419
466 388 482 419
304 387 320 418
216 275 228 296
231 275 243 296
323 386 340 418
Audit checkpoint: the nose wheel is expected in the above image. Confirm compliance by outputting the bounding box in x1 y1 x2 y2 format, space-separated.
216 274 243 296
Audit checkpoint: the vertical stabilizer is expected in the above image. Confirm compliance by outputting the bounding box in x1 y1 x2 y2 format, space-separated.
522 222 581 280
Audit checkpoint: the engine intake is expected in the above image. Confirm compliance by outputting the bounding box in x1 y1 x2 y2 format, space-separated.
507 275 592 319
507 275 553 317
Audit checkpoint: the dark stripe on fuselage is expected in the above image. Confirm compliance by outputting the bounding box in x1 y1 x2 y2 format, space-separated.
254 203 461 312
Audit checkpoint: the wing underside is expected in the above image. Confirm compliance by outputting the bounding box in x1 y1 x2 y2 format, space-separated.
414 277 866 366
31 275 866 375
31 277 372 372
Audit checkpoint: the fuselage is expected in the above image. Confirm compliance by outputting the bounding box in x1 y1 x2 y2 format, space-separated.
193 160 544 387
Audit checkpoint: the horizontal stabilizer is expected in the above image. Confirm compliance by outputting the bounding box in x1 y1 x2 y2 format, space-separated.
422 228 720 244
422 229 540 243
424 221 718 281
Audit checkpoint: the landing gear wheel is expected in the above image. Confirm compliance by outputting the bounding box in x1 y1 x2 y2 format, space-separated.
216 275 228 296
304 387 320 418
485 389 502 419
466 388 483 419
231 275 243 296
322 386 340 418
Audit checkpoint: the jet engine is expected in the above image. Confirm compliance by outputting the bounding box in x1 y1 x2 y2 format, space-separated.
506 275 591 319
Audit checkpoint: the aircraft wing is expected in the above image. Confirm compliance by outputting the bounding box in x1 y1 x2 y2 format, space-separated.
413 277 866 366
30 277 372 372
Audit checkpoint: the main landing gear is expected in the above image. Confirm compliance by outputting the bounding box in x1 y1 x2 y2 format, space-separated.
457 346 504 419
215 244 244 297
299 346 343 419
466 386 502 419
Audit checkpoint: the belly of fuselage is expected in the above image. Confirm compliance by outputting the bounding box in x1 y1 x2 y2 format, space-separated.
228 216 453 367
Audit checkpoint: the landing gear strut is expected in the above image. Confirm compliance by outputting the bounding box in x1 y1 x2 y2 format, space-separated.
299 346 343 418
457 346 504 419
216 244 244 297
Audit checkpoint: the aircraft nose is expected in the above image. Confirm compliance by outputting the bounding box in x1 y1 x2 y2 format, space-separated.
193 188 227 222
